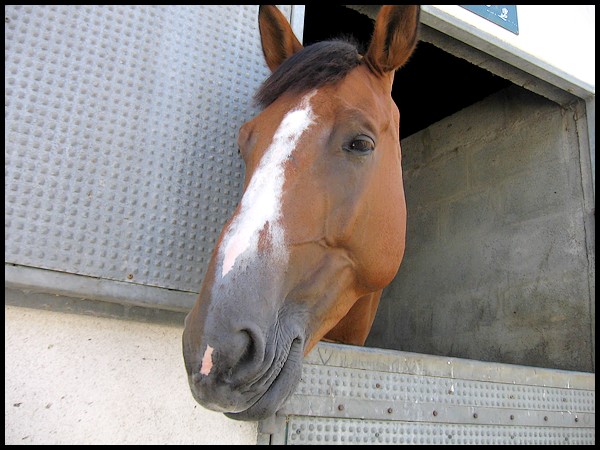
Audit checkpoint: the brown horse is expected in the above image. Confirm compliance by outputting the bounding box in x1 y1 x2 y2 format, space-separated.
182 5 420 420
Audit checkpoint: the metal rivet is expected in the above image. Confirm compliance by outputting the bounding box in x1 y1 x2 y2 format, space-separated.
387 408 393 414
127 273 133 279
375 383 381 388
433 410 438 416
337 404 344 411
510 415 515 420
473 413 478 419
544 416 548 422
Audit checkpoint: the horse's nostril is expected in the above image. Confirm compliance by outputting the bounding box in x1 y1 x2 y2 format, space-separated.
227 329 252 369
237 329 256 365
217 325 265 377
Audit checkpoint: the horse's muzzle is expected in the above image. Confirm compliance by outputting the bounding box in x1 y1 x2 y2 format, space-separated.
182 317 305 421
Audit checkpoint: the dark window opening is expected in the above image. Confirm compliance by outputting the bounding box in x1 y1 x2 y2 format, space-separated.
303 5 513 139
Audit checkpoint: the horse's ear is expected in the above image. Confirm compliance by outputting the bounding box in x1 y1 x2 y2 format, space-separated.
364 5 420 78
258 5 304 73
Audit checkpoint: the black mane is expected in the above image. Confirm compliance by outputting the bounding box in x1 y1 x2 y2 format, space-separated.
254 40 362 108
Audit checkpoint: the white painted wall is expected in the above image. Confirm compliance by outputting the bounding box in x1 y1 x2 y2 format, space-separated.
4 305 258 445
423 5 595 96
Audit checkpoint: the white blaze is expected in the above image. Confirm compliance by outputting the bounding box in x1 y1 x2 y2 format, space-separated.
220 91 316 278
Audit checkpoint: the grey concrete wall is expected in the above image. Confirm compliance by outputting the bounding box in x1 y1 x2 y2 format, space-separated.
367 85 595 373
4 305 258 445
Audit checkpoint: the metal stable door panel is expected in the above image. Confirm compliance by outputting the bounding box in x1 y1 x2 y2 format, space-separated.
258 342 595 445
5 5 298 308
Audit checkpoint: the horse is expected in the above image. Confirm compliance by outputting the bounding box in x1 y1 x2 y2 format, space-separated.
182 5 420 421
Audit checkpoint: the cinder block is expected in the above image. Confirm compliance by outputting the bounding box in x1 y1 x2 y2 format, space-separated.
375 79 592 371
404 204 440 251
469 107 564 190
499 161 568 224
404 149 468 205
444 189 501 238
423 88 509 164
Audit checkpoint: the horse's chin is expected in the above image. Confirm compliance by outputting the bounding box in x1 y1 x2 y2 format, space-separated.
224 337 304 421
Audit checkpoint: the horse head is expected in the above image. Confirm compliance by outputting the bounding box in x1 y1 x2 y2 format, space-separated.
183 5 419 420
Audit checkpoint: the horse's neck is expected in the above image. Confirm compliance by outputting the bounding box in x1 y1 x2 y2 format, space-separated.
322 290 383 346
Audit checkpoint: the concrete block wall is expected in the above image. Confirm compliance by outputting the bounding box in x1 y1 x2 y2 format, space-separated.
367 85 594 372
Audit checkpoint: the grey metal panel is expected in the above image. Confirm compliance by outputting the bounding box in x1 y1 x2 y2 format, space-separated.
288 5 306 42
286 416 594 445
259 342 595 445
4 5 298 306
5 264 195 312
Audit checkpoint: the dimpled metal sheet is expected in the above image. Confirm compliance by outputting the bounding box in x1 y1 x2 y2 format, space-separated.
286 416 594 445
258 342 594 445
5 5 293 300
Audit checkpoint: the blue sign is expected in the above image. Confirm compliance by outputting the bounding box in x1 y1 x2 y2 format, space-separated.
460 5 519 35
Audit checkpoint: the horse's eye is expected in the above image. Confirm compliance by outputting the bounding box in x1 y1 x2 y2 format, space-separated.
344 135 375 154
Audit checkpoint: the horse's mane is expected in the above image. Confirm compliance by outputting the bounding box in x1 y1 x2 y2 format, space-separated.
254 39 362 109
